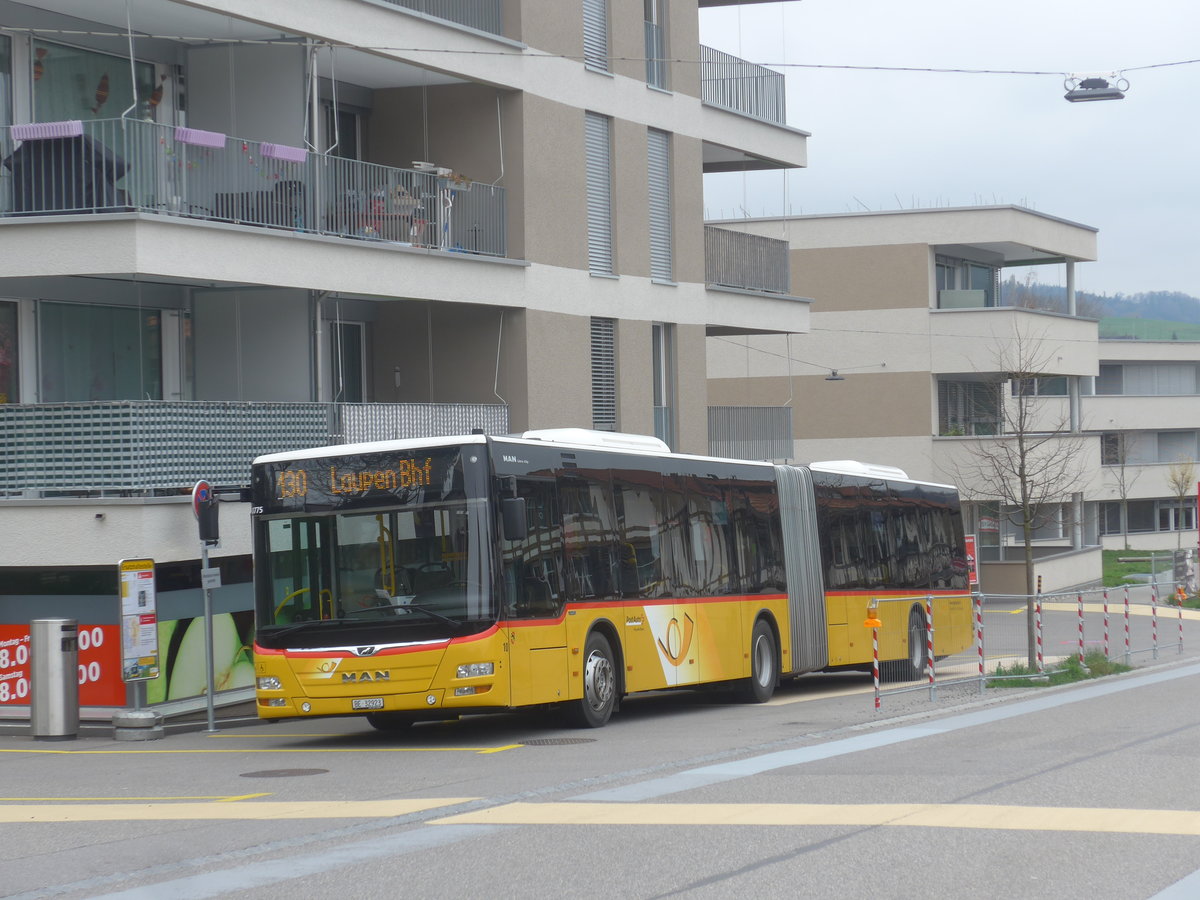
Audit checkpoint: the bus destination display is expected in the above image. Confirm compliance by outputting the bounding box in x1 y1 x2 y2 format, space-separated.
255 448 462 514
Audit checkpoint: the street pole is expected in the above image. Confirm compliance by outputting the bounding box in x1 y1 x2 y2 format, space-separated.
201 539 216 734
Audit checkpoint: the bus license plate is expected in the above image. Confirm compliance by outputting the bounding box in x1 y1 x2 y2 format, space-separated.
352 698 384 710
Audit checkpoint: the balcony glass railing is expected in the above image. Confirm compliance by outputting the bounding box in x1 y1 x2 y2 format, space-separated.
704 225 790 295
0 118 507 257
379 0 503 36
699 45 786 125
0 400 509 494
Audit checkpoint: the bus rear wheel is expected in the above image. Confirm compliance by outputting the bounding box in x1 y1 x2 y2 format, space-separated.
567 632 617 728
738 619 777 703
905 607 929 681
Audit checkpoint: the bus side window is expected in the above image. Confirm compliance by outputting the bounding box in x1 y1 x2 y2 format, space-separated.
502 478 565 618
559 471 618 601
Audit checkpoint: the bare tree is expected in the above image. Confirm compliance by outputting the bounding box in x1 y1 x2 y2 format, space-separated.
1166 458 1196 550
1104 432 1142 551
945 329 1089 667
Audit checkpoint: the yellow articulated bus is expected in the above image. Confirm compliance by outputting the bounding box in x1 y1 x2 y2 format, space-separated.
251 429 973 728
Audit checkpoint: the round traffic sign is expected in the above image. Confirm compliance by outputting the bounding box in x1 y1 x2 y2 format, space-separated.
192 480 212 519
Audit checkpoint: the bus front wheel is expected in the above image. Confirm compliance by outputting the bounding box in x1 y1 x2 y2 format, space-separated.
568 632 617 728
739 619 777 703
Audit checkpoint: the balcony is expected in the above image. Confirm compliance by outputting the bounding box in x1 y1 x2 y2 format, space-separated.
705 225 790 294
708 406 793 460
0 119 506 258
699 45 786 125
379 0 503 36
0 401 509 495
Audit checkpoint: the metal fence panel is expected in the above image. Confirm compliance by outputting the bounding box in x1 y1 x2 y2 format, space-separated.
704 225 790 295
0 401 509 493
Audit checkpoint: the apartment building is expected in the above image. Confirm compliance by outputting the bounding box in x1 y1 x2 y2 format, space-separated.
1092 340 1200 554
0 0 808 710
706 206 1118 593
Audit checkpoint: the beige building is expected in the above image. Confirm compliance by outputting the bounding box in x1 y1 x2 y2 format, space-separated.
706 205 1129 592
0 1 807 661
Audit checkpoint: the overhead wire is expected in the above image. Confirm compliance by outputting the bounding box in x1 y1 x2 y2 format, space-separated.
3 26 1197 78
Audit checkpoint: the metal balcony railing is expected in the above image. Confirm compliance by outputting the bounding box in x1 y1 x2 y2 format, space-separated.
699 45 786 125
0 118 507 258
379 0 503 35
704 225 790 295
0 400 509 494
708 406 793 461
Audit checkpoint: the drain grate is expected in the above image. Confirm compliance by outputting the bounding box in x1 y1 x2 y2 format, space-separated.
239 768 329 778
520 738 597 746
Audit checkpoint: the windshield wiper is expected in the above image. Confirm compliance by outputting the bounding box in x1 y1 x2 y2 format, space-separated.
265 617 357 639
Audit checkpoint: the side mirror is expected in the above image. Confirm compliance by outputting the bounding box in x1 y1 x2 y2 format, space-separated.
501 497 527 541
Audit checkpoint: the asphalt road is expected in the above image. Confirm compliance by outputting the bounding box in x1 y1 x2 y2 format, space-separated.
4 634 1200 900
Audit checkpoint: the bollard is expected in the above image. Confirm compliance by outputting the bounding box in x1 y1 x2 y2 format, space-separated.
112 708 164 742
30 619 79 741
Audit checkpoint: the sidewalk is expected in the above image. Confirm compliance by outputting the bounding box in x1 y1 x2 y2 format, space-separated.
0 697 263 741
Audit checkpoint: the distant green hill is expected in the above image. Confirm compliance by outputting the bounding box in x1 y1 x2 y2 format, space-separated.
1099 318 1200 341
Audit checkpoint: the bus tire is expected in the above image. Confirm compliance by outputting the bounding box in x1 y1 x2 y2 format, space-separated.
739 619 777 703
365 712 414 731
905 607 929 681
568 632 617 728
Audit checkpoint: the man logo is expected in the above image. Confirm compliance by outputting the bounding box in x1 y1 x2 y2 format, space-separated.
354 646 377 657
342 671 390 683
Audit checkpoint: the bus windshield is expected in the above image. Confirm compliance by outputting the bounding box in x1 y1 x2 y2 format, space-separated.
256 498 494 638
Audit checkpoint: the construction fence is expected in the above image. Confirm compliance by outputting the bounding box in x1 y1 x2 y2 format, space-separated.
867 583 1194 709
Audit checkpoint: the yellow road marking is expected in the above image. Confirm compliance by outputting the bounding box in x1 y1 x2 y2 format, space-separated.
433 801 1200 835
0 798 476 823
0 745 520 756
0 801 270 806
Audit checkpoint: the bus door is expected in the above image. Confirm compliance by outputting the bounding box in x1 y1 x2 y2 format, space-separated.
613 471 689 689
501 478 568 706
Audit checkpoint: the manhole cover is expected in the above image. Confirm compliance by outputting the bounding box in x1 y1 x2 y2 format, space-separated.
521 738 597 746
239 768 329 778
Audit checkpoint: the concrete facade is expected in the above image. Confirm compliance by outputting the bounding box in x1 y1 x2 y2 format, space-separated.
0 0 809 696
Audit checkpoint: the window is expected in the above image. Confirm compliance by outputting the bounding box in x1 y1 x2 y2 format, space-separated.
935 256 996 307
938 379 1001 435
1156 432 1197 463
590 317 616 431
1012 376 1068 397
1159 503 1195 533
644 0 668 88
583 0 610 72
1099 501 1122 536
0 301 17 403
324 103 364 160
331 322 366 403
39 302 162 402
1126 500 1155 534
652 322 675 448
1097 363 1200 396
1101 499 1196 536
0 34 11 128
501 479 565 618
647 129 673 281
584 112 614 275
32 41 157 123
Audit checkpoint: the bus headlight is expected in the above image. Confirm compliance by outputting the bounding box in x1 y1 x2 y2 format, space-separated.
257 676 282 690
456 662 494 679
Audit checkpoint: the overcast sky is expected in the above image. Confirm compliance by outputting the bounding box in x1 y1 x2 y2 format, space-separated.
698 0 1200 299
